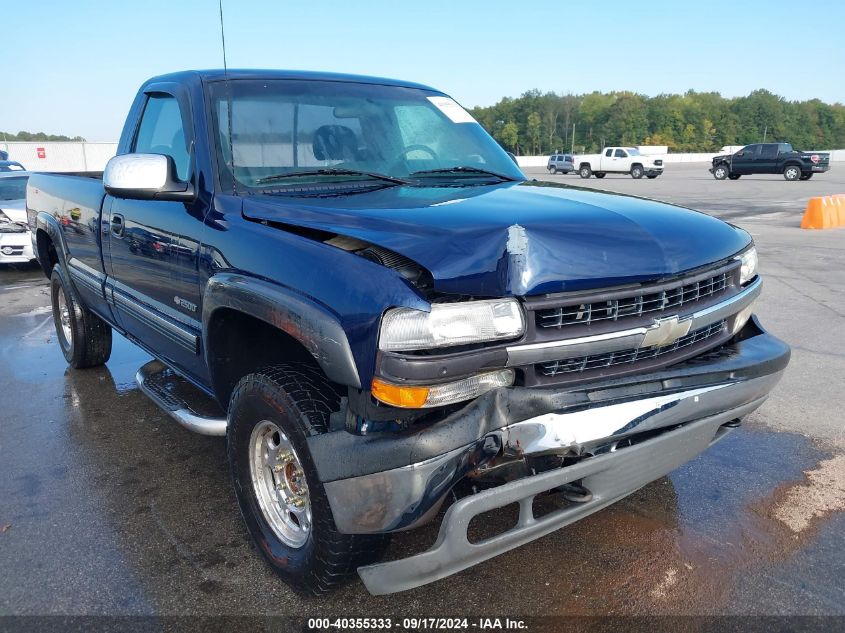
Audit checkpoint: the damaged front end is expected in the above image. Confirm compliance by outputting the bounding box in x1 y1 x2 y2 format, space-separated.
307 314 789 594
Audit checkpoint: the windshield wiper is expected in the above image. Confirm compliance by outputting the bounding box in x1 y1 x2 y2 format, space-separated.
255 168 410 186
410 166 518 182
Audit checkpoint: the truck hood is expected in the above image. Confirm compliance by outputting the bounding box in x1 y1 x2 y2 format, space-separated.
0 198 26 224
243 181 750 296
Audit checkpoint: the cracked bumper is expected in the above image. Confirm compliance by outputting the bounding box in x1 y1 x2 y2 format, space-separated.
314 319 788 592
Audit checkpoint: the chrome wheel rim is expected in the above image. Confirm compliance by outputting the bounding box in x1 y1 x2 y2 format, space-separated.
249 420 311 548
56 287 72 349
786 167 799 179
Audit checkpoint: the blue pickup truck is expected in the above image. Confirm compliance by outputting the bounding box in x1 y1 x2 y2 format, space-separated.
27 70 789 596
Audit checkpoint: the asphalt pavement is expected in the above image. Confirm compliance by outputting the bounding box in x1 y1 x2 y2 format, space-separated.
1 164 843 622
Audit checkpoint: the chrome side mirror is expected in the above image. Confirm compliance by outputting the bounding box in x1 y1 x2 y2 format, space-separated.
103 154 195 202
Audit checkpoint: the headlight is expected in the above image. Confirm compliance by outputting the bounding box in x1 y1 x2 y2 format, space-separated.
737 246 758 286
378 299 524 352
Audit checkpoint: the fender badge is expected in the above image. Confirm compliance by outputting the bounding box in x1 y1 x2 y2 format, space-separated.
174 296 197 313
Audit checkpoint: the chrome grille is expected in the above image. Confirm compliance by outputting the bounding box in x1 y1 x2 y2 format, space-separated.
538 320 726 376
537 271 728 329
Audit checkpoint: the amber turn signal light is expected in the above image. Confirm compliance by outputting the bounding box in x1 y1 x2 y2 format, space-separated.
371 378 430 409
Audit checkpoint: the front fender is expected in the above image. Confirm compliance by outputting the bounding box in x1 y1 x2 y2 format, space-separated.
202 273 361 388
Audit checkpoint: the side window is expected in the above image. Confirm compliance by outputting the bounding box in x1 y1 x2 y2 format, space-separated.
134 94 190 181
605 149 613 157
742 145 760 158
760 144 778 159
614 149 627 158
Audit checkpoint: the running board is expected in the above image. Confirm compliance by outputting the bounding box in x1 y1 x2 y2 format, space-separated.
135 360 227 436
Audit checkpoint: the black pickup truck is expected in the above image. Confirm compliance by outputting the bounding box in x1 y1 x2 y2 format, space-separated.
710 143 830 180
27 70 789 596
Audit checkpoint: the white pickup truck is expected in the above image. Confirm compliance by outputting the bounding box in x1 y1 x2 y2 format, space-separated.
575 147 664 179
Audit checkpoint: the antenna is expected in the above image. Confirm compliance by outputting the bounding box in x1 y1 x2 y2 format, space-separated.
219 0 236 193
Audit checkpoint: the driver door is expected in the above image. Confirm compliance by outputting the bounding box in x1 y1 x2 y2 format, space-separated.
104 91 209 383
732 144 760 174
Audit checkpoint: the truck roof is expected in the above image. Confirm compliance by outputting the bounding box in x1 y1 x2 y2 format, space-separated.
144 69 440 92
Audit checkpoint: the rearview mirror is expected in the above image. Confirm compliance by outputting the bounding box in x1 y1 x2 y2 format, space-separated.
104 154 195 202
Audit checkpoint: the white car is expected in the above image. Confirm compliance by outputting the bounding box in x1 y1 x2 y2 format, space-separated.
575 147 664 179
0 171 36 263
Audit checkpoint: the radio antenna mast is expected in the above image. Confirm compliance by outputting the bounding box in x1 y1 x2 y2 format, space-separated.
219 0 236 193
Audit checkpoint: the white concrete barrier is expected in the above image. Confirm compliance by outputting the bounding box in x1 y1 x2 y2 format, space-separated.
0 141 118 172
3 141 841 173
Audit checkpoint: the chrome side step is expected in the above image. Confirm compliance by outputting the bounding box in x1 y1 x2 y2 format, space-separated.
135 360 227 436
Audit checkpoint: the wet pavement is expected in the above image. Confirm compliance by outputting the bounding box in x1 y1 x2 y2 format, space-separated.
2 166 845 619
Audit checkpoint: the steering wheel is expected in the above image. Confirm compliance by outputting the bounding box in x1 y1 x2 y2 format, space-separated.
401 144 439 162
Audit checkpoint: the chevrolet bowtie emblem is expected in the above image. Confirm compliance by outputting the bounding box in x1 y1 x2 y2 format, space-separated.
641 315 693 348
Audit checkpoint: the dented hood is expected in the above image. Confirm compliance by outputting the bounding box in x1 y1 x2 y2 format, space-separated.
242 181 750 296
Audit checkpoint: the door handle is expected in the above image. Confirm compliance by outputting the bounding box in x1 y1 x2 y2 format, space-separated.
111 214 125 237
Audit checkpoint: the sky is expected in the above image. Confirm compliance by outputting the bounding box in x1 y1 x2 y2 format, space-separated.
4 0 845 141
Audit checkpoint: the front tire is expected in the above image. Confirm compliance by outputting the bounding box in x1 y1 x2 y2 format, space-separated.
579 165 592 178
549 167 558 174
630 165 644 179
647 174 658 179
784 165 802 181
227 363 387 595
50 265 112 368
713 164 729 180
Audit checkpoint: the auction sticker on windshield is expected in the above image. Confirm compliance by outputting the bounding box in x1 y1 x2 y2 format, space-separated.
427 96 476 123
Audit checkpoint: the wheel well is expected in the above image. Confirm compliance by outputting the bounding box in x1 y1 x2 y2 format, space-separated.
783 162 802 171
579 162 591 170
631 162 643 169
206 308 327 407
35 229 58 278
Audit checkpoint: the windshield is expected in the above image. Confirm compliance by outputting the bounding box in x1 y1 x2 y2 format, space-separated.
209 79 524 192
0 176 28 201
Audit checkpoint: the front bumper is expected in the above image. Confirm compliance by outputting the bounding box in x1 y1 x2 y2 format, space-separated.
0 228 34 263
358 403 758 595
310 319 788 593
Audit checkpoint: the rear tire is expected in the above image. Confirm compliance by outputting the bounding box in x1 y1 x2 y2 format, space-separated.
50 265 112 368
550 167 558 174
799 172 813 181
579 165 592 179
594 173 606 179
713 164 729 180
783 165 802 181
630 165 644 179
227 363 388 595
